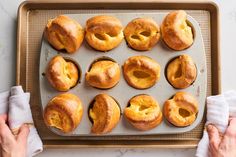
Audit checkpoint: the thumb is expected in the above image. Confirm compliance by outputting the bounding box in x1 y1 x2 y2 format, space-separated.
207 124 221 150
16 124 30 145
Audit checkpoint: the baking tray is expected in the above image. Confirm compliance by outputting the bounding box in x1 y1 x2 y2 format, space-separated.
39 13 206 136
17 0 220 148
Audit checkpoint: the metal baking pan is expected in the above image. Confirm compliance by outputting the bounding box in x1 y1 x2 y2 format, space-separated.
17 0 220 148
39 13 206 136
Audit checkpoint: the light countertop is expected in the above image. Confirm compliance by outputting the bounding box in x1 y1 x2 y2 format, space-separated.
0 0 235 156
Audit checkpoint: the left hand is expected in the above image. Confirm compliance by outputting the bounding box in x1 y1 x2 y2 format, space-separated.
0 114 29 157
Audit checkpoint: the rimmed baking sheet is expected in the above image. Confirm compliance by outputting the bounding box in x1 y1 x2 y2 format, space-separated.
17 0 220 147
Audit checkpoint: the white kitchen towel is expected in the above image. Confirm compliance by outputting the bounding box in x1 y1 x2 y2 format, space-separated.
0 91 10 115
196 91 236 157
0 86 43 157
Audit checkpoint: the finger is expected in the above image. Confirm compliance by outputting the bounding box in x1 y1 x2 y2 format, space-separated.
0 120 15 143
225 118 236 137
0 114 7 124
0 115 6 142
207 124 221 150
219 119 236 151
16 124 29 145
0 114 9 143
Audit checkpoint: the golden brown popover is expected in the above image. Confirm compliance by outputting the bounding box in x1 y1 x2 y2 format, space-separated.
44 15 84 53
123 56 160 89
124 18 160 51
46 55 79 91
166 54 197 89
85 59 120 89
89 94 120 134
44 93 83 133
163 92 198 127
161 10 194 50
85 15 123 51
124 95 162 131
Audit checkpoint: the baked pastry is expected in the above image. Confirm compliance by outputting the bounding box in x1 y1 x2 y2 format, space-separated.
163 92 198 127
44 15 84 53
85 15 123 51
89 94 120 134
44 93 83 133
85 59 120 89
124 94 162 131
124 18 160 51
123 56 160 89
166 54 197 89
161 10 193 50
46 55 79 91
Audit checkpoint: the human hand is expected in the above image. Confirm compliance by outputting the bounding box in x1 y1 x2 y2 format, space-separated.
0 114 29 157
207 118 236 157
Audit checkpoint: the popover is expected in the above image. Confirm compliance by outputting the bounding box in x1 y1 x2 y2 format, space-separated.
85 15 123 51
89 94 120 134
124 18 160 51
161 10 194 50
44 93 83 133
163 92 198 127
123 56 161 89
46 55 79 91
166 54 197 89
85 59 120 89
44 15 84 53
124 94 162 131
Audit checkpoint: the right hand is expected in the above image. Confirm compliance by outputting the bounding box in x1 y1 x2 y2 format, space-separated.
207 118 236 157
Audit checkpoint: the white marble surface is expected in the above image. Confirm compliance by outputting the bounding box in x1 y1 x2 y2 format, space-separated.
0 0 235 156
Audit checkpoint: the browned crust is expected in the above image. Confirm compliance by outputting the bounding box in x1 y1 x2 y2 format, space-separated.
161 10 193 50
85 15 124 51
123 56 160 89
163 92 198 127
89 94 120 134
46 55 79 91
124 95 162 131
166 54 197 89
85 60 121 89
44 15 84 53
124 18 160 51
44 93 83 133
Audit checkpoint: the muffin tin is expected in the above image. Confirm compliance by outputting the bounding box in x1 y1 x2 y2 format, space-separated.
39 12 206 136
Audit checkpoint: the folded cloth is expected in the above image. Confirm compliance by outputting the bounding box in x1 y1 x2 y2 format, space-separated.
0 86 43 157
0 91 10 115
196 91 236 157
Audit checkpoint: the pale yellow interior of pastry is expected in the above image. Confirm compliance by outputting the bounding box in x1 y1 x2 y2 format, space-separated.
133 70 150 78
130 31 151 41
89 61 115 73
89 105 106 128
95 33 106 40
62 61 78 88
64 63 71 79
168 59 183 81
93 31 121 43
174 62 182 79
89 109 97 121
178 108 190 118
180 20 193 38
129 69 154 87
52 31 66 48
48 110 71 132
140 31 151 37
131 35 141 40
129 98 154 116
